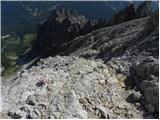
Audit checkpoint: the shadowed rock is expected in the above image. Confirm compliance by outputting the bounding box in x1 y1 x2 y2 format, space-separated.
134 1 152 19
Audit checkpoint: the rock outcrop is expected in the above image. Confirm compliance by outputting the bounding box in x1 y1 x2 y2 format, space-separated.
107 1 153 26
107 4 135 26
19 8 106 63
31 8 88 56
134 1 152 19
132 57 159 116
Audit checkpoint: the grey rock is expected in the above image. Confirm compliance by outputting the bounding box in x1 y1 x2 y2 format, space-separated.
1 56 144 119
57 10 159 118
29 109 41 119
144 86 159 110
134 1 152 19
127 91 142 103
8 111 23 119
133 56 158 80
1 5 159 119
107 4 135 26
143 10 158 33
20 8 102 61
133 56 159 114
146 115 154 119
95 105 108 118
145 104 155 113
26 95 36 106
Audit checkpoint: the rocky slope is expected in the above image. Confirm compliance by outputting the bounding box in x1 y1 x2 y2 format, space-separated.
57 10 159 118
1 2 159 119
1 56 145 119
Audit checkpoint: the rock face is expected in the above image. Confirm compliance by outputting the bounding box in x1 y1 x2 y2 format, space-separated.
31 8 88 56
1 56 144 119
133 57 159 115
107 4 135 26
134 1 152 19
130 11 159 115
20 8 105 63
107 1 153 26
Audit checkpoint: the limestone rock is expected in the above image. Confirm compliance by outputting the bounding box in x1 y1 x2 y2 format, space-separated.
1 56 143 119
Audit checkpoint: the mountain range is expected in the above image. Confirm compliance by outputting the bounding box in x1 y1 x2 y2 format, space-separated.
1 1 158 35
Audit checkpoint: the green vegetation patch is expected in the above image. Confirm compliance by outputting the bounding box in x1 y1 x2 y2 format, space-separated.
1 33 36 77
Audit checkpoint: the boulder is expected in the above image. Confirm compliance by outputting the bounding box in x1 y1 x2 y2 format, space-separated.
126 91 142 103
132 57 159 114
